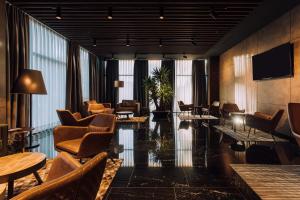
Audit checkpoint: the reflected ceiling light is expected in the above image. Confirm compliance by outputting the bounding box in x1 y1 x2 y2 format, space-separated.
209 8 217 20
93 38 97 47
107 7 113 20
160 7 164 20
56 6 62 20
159 39 163 47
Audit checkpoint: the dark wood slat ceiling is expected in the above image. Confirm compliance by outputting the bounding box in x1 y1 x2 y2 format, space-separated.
9 0 263 57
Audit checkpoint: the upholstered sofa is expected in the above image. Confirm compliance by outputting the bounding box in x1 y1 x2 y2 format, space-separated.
116 100 140 116
11 152 107 200
83 100 114 115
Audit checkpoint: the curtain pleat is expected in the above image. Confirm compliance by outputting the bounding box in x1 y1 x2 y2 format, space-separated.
105 60 119 108
192 60 208 107
79 47 89 101
134 60 148 107
161 60 175 111
66 41 83 113
6 4 30 128
90 55 106 102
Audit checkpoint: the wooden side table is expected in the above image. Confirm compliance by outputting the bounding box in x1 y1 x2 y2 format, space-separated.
0 152 46 199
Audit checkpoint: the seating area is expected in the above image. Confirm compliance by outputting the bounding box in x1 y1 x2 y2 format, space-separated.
1 0 300 200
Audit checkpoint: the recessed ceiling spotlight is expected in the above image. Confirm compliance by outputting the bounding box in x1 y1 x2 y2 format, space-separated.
192 39 197 46
159 39 163 47
107 7 113 20
160 7 164 20
126 35 130 47
209 8 217 20
93 38 97 47
56 6 62 20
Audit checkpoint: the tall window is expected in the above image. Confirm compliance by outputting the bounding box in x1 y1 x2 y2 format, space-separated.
29 18 67 130
80 47 90 101
174 60 193 112
148 60 162 111
118 60 134 102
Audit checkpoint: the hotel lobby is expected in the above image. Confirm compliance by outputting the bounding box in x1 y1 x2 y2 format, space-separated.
1 0 300 199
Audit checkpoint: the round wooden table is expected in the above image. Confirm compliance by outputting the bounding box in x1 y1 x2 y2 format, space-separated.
0 152 46 199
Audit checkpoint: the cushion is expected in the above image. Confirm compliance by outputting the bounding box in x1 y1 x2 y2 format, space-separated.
88 103 105 111
88 125 110 132
56 139 82 154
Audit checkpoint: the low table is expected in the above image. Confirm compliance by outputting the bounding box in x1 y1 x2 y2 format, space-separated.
116 111 134 120
0 152 46 199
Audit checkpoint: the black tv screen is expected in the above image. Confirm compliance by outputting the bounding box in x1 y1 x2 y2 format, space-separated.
252 43 294 80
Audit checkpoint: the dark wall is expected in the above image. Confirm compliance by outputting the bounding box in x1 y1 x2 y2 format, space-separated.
0 0 7 124
208 56 220 104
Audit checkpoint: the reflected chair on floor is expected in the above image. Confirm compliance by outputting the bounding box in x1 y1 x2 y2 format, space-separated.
54 114 116 159
288 103 300 147
11 152 107 200
56 110 96 126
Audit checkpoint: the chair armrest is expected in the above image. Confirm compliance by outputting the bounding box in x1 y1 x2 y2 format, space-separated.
76 114 97 126
102 103 111 108
46 152 81 182
53 126 89 146
78 132 114 158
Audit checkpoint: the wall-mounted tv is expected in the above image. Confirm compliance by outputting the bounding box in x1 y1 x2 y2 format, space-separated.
252 43 294 80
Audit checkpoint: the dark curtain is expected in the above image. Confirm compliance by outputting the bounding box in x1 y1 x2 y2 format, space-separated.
66 41 83 113
134 60 148 108
161 60 175 111
6 4 30 128
192 60 208 107
89 54 105 102
105 60 119 108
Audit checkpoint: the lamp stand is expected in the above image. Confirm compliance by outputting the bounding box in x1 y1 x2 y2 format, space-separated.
25 94 39 150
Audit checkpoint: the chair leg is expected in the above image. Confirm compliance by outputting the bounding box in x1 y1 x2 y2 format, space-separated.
247 128 252 138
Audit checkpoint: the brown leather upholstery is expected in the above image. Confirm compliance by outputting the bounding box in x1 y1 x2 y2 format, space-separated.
54 114 116 159
221 103 245 119
116 100 141 116
288 103 300 146
83 100 114 116
56 110 96 126
178 101 194 112
246 110 284 133
11 152 107 200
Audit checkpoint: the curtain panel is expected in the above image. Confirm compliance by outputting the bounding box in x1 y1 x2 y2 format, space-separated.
105 60 119 108
79 47 89 102
66 41 83 113
89 55 106 102
192 60 208 107
161 60 175 111
133 60 148 108
6 4 30 128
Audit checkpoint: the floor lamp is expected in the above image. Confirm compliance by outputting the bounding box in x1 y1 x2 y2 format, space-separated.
114 80 124 105
12 69 47 150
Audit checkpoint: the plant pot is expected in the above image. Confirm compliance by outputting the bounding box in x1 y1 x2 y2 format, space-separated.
152 110 170 120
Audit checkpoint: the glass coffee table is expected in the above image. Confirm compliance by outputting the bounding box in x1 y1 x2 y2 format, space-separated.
116 111 134 120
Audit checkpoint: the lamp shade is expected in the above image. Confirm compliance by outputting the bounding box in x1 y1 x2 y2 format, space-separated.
114 80 124 88
11 69 47 95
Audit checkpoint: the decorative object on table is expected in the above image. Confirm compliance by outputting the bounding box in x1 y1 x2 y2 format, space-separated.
0 152 46 198
245 110 284 139
0 124 8 156
178 101 194 116
83 100 114 115
116 111 134 120
54 114 116 159
144 67 173 119
7 128 33 153
4 155 122 200
56 109 96 126
288 103 300 147
11 69 47 150
116 100 141 116
10 152 108 200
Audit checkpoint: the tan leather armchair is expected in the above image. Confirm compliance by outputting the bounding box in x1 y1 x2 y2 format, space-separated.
83 100 114 115
11 152 107 200
56 110 96 126
54 114 116 159
116 100 140 116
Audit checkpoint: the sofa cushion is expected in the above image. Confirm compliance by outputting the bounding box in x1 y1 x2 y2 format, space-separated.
88 125 110 132
56 139 82 154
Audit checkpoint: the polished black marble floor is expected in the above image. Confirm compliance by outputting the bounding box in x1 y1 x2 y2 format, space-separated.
32 114 300 200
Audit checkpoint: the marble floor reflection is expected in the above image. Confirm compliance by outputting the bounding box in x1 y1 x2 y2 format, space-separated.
32 114 300 200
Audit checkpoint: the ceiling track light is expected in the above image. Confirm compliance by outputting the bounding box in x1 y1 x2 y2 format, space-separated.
107 7 113 20
209 8 217 20
159 39 163 47
93 38 97 47
183 53 187 59
191 39 197 46
56 6 62 20
126 35 130 47
160 7 164 20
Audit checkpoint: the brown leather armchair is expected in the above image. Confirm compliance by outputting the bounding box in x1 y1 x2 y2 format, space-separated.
221 103 245 119
83 100 114 116
288 103 300 146
56 110 96 126
11 152 107 200
54 114 116 159
116 100 140 116
245 110 284 135
178 101 194 115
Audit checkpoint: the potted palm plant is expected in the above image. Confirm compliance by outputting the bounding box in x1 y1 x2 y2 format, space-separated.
144 67 173 119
